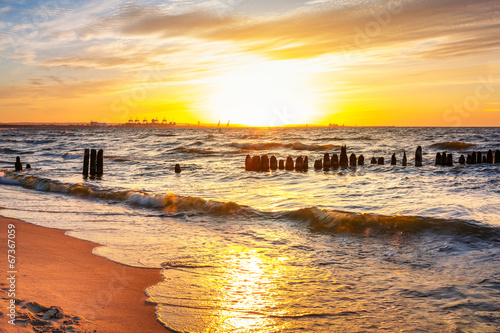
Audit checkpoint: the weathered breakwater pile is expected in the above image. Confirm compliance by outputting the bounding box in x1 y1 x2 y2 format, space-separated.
245 146 500 171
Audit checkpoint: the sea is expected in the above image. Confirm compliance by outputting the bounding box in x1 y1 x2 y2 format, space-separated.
0 126 499 333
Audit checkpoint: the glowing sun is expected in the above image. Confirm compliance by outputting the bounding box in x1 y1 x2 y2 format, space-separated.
208 62 318 126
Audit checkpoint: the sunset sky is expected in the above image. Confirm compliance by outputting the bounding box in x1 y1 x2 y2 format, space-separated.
0 0 499 126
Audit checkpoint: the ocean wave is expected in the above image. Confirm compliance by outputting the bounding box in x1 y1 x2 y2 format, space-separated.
62 152 82 160
173 147 215 155
430 142 476 150
282 207 499 240
1 148 33 154
2 148 18 153
229 142 340 151
24 139 56 144
0 171 498 242
313 137 377 142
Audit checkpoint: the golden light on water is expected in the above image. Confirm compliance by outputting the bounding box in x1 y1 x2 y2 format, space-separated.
208 62 319 127
208 247 290 332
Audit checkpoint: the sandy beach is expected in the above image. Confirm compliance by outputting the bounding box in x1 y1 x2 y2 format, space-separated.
0 214 168 332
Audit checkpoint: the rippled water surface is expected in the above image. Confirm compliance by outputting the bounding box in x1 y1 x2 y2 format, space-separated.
1 127 499 332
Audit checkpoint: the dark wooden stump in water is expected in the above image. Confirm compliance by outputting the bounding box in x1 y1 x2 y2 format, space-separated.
26 163 31 169
323 153 331 169
415 146 423 167
303 156 309 171
97 149 104 176
90 149 97 176
349 153 357 166
378 157 384 165
471 152 477 164
270 156 278 170
260 155 269 171
261 155 270 171
495 150 500 164
477 151 482 164
252 156 261 171
435 153 442 166
175 164 181 173
245 155 252 171
370 157 377 164
331 154 339 168
340 145 348 167
487 150 493 164
459 155 465 164
391 153 396 166
279 159 285 170
285 156 294 171
15 156 22 171
295 156 303 171
358 155 364 166
83 149 89 176
466 154 472 164
402 152 407 166
446 153 453 166
314 159 322 170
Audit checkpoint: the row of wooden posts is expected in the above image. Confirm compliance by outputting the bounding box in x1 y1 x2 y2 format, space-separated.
83 149 104 177
81 149 182 176
245 146 500 171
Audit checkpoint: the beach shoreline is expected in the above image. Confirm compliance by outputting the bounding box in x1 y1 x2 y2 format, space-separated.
0 214 169 332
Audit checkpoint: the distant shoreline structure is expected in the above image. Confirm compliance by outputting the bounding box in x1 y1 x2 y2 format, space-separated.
0 122 496 129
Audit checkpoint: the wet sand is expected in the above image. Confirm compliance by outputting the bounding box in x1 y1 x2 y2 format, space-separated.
0 215 169 332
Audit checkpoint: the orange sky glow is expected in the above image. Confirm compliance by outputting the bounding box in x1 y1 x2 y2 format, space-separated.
0 0 499 126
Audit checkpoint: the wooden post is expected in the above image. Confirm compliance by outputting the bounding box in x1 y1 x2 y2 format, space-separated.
340 145 348 167
314 159 322 170
295 156 303 171
323 153 331 169
466 154 472 164
251 156 261 171
358 155 364 165
402 151 407 166
285 156 294 171
471 152 477 164
261 155 270 171
391 153 396 165
279 159 285 170
477 151 482 164
459 155 465 164
90 149 97 176
495 150 500 164
415 146 422 167
245 155 252 171
486 150 493 163
97 149 104 176
435 153 442 166
331 154 339 168
446 153 453 166
83 149 89 176
175 164 181 173
377 157 384 165
15 156 22 171
303 156 309 171
370 157 377 164
270 156 278 170
349 153 357 166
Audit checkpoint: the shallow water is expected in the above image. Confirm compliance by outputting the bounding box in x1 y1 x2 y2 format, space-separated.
1 127 499 332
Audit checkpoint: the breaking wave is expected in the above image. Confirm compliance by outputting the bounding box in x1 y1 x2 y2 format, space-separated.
229 142 340 151
0 171 498 242
430 142 477 150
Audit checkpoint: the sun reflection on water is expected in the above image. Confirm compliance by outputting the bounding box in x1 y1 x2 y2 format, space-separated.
207 247 290 332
